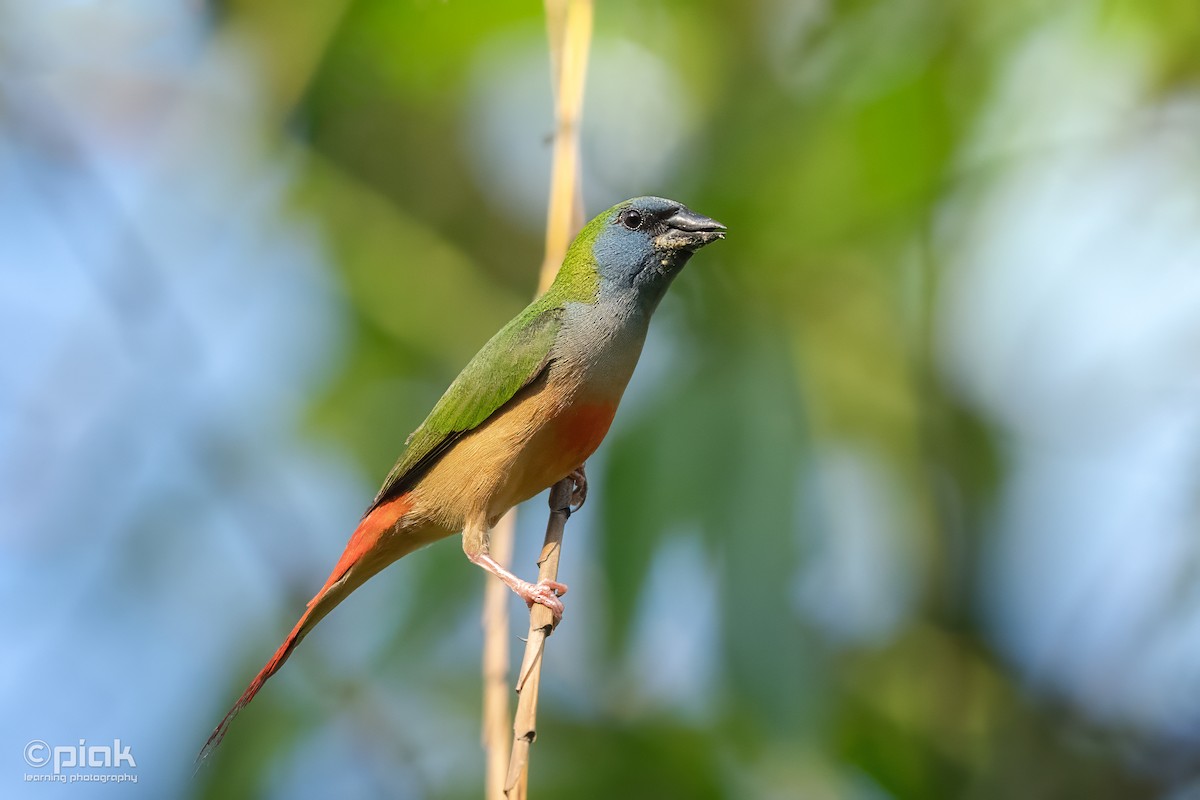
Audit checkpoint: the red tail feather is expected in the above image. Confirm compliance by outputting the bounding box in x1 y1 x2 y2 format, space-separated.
196 494 413 766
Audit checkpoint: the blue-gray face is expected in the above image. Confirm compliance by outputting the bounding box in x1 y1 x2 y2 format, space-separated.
591 196 725 309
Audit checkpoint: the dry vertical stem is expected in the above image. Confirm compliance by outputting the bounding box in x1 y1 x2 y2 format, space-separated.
504 481 574 798
481 508 517 800
505 2 594 798
540 0 591 285
481 1 593 797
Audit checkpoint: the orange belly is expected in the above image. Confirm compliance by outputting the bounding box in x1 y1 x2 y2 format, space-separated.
496 399 618 516
552 401 618 465
408 387 621 530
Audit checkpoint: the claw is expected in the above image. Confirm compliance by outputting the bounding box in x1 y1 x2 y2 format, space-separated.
518 579 568 620
467 551 569 621
568 465 587 513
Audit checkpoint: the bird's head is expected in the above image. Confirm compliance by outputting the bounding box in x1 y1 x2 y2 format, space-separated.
555 196 725 311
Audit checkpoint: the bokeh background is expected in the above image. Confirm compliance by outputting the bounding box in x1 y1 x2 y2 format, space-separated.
4 0 1200 797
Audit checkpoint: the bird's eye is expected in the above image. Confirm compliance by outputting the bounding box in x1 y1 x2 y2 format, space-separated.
620 209 643 230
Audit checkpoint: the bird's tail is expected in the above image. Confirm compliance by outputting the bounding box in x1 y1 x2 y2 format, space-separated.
196 493 415 766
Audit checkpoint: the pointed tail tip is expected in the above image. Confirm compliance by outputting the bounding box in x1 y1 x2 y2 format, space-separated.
192 616 308 774
193 698 247 774
192 499 403 774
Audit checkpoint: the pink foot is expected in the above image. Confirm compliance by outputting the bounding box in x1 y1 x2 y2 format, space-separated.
466 552 569 620
517 579 568 619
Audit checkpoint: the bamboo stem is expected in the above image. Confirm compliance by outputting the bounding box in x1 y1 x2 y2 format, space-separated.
481 509 518 800
481 1 592 797
504 482 573 799
539 0 592 289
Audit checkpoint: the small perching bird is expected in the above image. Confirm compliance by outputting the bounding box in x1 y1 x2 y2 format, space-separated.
198 196 725 760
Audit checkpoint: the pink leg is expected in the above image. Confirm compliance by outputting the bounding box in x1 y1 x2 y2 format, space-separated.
467 551 567 620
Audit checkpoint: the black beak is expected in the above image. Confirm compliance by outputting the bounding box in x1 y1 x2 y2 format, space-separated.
665 208 726 233
662 207 726 250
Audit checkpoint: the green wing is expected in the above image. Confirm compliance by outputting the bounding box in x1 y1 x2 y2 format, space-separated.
370 299 564 508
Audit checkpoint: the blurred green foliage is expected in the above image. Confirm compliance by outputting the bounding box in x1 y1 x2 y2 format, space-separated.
195 0 1200 797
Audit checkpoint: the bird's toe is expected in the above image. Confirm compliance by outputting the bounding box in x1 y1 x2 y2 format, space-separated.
568 466 588 512
522 579 568 620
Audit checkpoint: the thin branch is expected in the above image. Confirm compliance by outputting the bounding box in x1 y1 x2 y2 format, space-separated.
504 480 573 799
540 0 592 286
481 509 518 800
481 1 592 798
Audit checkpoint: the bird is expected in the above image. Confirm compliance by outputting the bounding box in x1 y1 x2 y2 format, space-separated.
198 196 725 761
